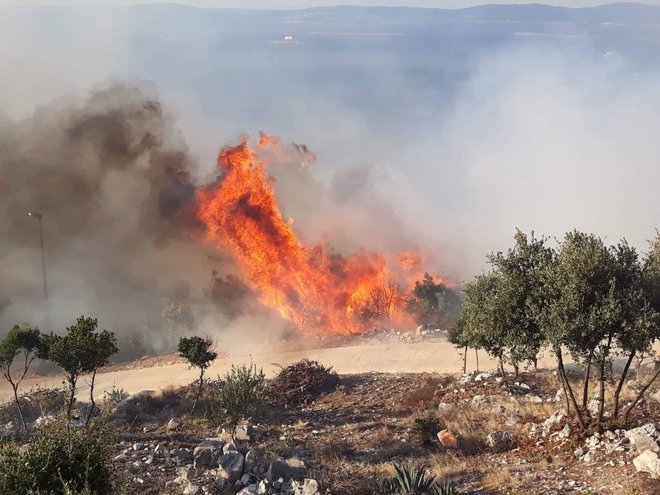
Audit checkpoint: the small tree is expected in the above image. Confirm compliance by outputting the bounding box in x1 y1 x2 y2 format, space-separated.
178 336 217 414
0 325 42 429
406 273 462 328
42 316 118 423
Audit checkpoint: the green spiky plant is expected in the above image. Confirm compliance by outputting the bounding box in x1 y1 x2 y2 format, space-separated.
378 464 456 495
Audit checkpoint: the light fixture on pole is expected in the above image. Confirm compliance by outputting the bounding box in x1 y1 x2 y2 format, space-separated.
28 211 49 330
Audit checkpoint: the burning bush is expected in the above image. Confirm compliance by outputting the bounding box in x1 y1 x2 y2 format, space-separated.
268 359 340 405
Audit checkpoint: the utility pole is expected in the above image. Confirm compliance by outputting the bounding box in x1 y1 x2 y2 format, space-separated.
28 211 49 330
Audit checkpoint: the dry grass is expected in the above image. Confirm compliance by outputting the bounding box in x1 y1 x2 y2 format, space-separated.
481 467 519 492
431 451 477 480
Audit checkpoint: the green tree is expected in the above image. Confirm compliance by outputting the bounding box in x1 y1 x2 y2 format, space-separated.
620 233 660 420
0 325 42 429
41 317 118 423
487 230 554 376
178 336 218 414
406 273 462 327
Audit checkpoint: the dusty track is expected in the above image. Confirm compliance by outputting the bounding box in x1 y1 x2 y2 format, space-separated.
0 341 565 401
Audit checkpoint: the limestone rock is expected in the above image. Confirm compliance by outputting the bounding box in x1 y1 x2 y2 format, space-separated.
294 479 320 495
486 431 514 451
625 423 659 454
633 450 660 479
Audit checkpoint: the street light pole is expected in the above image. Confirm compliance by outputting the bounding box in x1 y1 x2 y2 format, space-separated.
28 211 49 330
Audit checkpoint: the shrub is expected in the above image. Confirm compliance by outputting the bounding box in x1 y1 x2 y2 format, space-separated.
411 414 444 446
208 363 265 429
377 464 456 495
0 421 115 495
268 359 339 405
103 386 129 409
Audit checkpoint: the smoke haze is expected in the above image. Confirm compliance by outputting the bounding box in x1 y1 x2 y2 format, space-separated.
2 4 660 350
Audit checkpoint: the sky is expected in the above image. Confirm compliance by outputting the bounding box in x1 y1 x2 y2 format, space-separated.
1 1 659 9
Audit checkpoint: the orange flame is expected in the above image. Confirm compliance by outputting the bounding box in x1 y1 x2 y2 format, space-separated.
196 136 439 334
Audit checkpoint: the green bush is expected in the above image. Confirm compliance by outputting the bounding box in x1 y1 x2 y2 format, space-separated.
377 464 456 495
0 421 115 495
208 363 265 429
410 414 444 446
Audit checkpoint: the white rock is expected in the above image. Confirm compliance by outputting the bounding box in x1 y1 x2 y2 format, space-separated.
633 450 660 479
625 423 659 454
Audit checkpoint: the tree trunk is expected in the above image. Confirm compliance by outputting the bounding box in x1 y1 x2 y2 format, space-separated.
533 357 538 372
596 336 613 434
557 349 586 430
623 366 660 422
558 367 571 414
582 350 593 410
11 383 26 430
191 368 205 415
513 363 519 378
85 369 98 427
475 348 479 373
463 346 467 374
66 375 77 427
613 351 635 418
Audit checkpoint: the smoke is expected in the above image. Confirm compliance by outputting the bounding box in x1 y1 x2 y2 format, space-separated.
396 45 660 276
3 5 660 350
0 83 235 355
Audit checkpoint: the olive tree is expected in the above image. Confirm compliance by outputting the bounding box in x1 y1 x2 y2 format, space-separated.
178 336 218 414
487 230 553 375
620 233 660 420
406 273 462 328
0 325 42 429
41 316 118 423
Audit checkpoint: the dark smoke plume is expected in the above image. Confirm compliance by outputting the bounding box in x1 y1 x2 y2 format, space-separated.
0 83 222 355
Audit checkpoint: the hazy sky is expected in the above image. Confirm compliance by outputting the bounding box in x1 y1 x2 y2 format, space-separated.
2 1 659 9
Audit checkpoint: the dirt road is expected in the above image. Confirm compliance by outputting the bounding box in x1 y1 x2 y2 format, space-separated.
0 341 566 401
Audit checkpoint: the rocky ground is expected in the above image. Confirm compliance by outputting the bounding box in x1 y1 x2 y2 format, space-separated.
2 364 659 495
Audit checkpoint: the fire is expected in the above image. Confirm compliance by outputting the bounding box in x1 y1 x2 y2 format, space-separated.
196 135 440 334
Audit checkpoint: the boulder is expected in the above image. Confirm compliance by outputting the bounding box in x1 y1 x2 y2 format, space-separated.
294 479 320 495
111 390 154 418
486 431 514 451
650 389 660 403
235 424 252 441
556 424 571 441
437 429 458 449
223 442 238 455
33 415 56 428
193 448 217 470
266 459 293 481
217 452 244 483
171 448 194 464
541 411 565 436
625 423 659 454
633 450 660 479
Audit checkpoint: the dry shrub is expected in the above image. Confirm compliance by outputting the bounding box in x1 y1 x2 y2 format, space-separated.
404 375 442 406
267 359 339 405
481 467 516 491
431 452 475 480
309 461 375 495
316 438 356 462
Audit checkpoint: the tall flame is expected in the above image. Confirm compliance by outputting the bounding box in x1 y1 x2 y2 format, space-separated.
196 135 436 334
